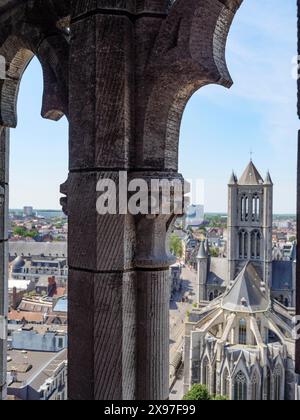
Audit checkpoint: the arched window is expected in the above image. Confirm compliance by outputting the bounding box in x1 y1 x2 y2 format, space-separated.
222 369 230 397
214 290 219 299
274 365 282 401
251 230 261 259
234 371 248 401
241 195 245 221
202 358 210 388
239 230 248 260
252 194 260 222
209 292 214 301
251 371 260 400
265 367 272 400
284 298 289 308
245 196 249 221
239 319 247 345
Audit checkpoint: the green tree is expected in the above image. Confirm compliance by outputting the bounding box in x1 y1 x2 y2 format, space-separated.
182 385 211 401
212 395 228 401
13 227 27 237
170 234 183 258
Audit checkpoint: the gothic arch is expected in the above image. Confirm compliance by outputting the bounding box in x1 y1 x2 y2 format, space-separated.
0 4 70 128
137 0 243 170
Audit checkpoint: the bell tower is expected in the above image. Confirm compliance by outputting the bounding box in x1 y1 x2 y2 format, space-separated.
227 161 273 288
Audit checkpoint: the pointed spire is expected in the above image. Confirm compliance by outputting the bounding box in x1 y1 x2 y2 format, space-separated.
228 171 237 186
239 161 264 185
197 240 208 259
264 171 273 186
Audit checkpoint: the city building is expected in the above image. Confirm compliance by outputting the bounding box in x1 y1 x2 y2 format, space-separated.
7 349 67 400
185 205 205 229
197 162 296 308
11 325 67 352
23 207 34 218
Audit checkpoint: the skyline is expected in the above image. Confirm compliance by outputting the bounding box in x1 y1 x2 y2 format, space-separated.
9 0 298 213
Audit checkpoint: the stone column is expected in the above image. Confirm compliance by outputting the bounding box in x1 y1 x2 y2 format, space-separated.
133 173 183 400
67 1 137 400
0 127 9 401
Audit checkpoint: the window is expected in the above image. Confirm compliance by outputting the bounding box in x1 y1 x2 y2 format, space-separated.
252 194 260 222
202 358 210 388
58 338 64 349
251 230 261 259
223 369 230 397
239 319 247 345
251 371 260 400
274 365 282 400
234 371 248 401
265 367 272 400
239 230 249 259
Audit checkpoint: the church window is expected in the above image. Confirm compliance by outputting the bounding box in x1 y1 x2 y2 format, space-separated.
251 371 260 400
265 367 272 400
274 365 282 400
239 230 248 259
252 194 260 222
251 230 261 259
234 371 248 401
239 319 247 345
202 358 210 388
223 369 230 397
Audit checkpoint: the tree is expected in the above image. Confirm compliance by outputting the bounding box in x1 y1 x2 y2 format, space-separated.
170 234 183 258
183 385 228 401
210 247 220 258
212 395 228 401
182 385 211 401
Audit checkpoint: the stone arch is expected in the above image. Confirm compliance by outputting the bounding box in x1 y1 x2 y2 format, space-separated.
137 0 243 170
234 370 248 400
222 367 231 398
0 22 69 128
251 369 261 400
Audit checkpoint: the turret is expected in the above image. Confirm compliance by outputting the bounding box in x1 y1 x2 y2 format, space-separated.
197 240 208 302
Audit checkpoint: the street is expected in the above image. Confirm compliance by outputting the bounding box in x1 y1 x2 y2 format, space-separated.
169 266 197 400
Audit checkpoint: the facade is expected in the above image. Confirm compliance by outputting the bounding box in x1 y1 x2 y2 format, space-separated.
186 162 298 400
197 162 296 309
11 326 67 352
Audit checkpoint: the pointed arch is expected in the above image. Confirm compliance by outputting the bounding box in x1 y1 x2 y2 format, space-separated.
251 370 260 400
234 370 248 400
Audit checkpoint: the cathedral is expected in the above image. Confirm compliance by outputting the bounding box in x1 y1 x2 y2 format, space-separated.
183 162 299 400
197 161 296 307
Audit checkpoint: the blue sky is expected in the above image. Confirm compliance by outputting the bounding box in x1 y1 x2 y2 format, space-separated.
10 0 298 213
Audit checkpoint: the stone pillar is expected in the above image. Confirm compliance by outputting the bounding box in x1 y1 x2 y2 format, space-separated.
0 127 9 401
65 0 243 400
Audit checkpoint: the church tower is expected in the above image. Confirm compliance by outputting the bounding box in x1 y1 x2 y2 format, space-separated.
227 161 273 288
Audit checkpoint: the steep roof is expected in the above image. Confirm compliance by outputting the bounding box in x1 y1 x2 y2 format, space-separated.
238 161 264 186
272 261 293 290
221 262 269 313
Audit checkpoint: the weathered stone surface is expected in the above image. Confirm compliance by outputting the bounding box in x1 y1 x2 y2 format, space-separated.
0 0 244 400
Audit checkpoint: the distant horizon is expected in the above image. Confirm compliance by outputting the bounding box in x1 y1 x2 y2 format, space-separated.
9 208 296 217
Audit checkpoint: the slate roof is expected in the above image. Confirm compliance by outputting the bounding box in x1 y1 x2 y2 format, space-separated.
207 258 228 286
272 261 293 290
9 242 67 259
238 161 264 186
221 262 269 313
